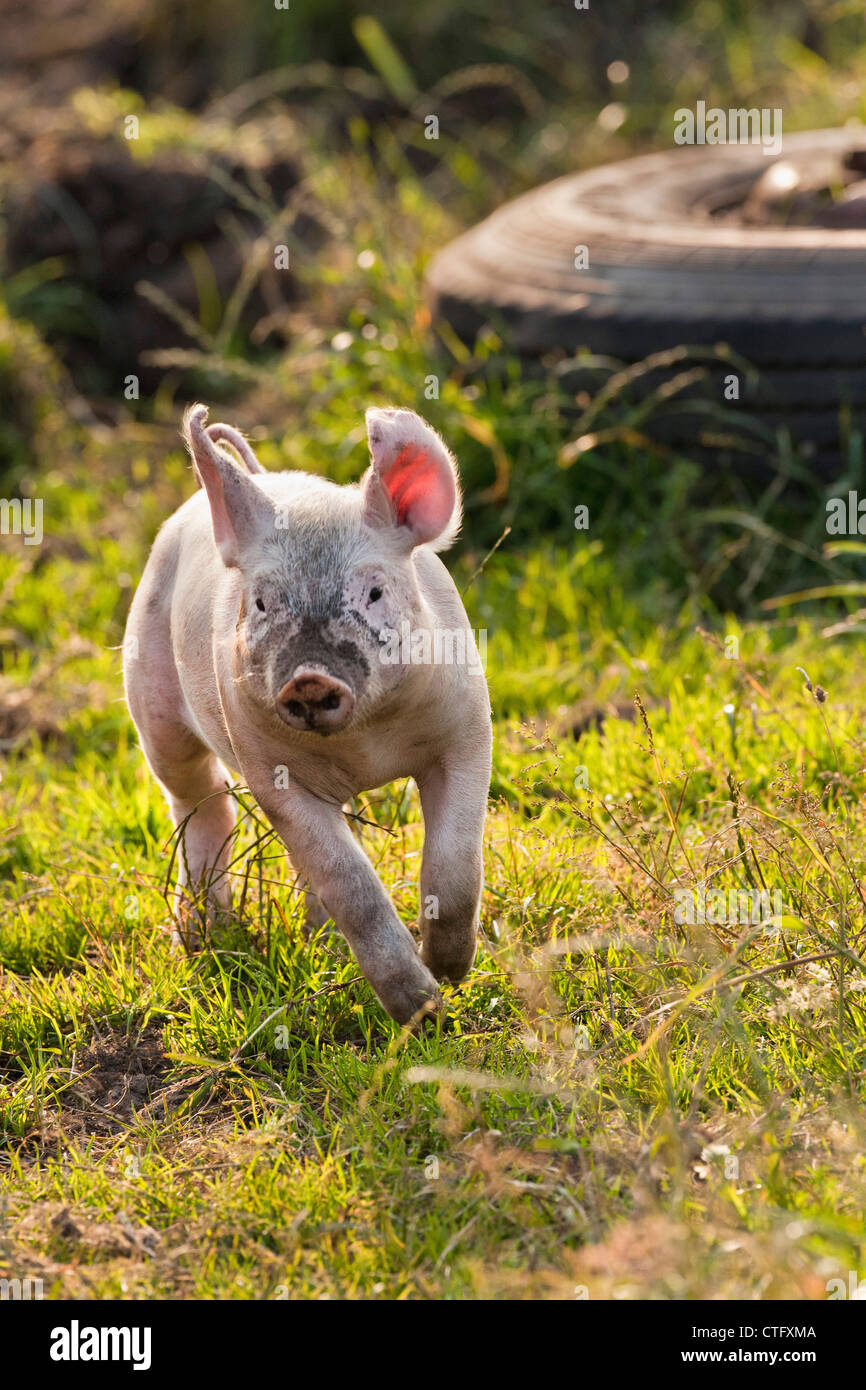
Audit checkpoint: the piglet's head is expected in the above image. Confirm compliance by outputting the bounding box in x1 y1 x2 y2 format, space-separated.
184 403 463 736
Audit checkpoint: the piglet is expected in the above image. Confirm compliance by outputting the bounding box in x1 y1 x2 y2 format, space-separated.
123 405 492 1024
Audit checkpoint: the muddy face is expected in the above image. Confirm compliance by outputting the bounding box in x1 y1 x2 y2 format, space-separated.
232 495 423 735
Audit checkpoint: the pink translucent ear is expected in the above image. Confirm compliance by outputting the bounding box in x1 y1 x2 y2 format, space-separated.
362 408 461 550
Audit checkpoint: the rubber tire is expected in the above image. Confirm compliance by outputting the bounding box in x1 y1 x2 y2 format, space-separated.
427 128 866 454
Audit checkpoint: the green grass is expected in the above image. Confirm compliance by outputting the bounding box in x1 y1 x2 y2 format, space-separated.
2 2 866 1300
2 471 866 1297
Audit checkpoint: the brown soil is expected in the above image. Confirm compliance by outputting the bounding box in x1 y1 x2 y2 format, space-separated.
48 1022 173 1141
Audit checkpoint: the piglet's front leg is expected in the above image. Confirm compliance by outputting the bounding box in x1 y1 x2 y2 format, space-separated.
252 773 441 1026
416 755 489 984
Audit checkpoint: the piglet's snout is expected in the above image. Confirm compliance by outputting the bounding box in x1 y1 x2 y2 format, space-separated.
277 668 355 733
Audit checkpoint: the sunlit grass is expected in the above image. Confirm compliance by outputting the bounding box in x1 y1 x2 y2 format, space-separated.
2 515 865 1296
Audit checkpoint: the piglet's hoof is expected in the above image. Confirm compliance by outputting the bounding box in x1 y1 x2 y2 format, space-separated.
375 961 443 1029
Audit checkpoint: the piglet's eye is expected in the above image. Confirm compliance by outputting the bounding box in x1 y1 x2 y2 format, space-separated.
368 586 383 603
256 598 265 612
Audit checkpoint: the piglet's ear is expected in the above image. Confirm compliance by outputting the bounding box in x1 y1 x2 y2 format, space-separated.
362 408 461 551
183 404 273 568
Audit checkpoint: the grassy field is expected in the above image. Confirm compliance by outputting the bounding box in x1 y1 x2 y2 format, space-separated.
2 3 866 1301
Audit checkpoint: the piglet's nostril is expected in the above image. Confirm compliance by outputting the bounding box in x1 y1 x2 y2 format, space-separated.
276 668 355 733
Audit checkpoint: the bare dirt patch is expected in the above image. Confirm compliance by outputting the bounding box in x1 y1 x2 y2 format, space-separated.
51 1023 173 1141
